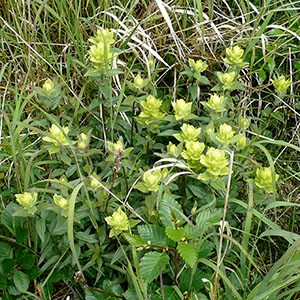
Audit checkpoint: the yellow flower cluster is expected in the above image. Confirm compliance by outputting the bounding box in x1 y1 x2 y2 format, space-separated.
88 28 115 70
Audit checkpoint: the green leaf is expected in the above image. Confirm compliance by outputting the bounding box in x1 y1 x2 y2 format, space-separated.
137 225 167 247
123 233 146 247
13 271 29 293
177 242 198 268
36 218 46 242
16 249 35 270
159 194 184 228
84 68 101 77
165 227 185 242
1 258 16 274
140 251 169 283
0 275 7 290
0 242 13 259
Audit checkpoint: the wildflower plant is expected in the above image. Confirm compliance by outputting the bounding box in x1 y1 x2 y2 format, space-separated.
42 124 71 154
255 167 279 193
271 75 291 95
172 99 194 121
4 20 296 300
15 192 38 214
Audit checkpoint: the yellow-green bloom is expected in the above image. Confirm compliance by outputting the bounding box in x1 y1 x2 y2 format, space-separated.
189 58 208 73
42 124 70 147
177 124 201 142
181 141 205 162
107 140 124 153
204 94 226 112
77 133 90 149
224 45 247 67
238 115 250 129
89 28 115 45
236 133 247 148
271 75 291 95
88 28 115 70
53 194 68 209
88 42 113 69
15 192 37 214
90 173 101 189
218 71 236 85
167 142 179 157
143 169 163 192
43 79 54 93
216 124 235 145
134 75 146 89
172 99 192 121
200 148 228 177
105 207 129 237
139 95 165 124
255 167 279 194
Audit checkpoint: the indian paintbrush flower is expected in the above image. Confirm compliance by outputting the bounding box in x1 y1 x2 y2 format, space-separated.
238 115 250 129
105 207 129 237
53 194 68 217
271 75 291 95
189 58 208 73
43 78 54 93
77 133 90 149
139 95 165 124
88 28 115 70
15 192 37 214
216 123 235 145
53 194 68 210
172 99 192 121
174 124 201 142
167 142 180 157
42 124 70 154
255 167 279 194
134 75 146 89
143 169 163 192
181 141 205 162
236 133 247 148
224 45 247 67
203 94 226 112
199 148 229 178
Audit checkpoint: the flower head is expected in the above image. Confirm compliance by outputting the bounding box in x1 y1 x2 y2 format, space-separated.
107 140 124 154
134 75 146 89
238 115 250 129
77 133 90 149
189 58 208 73
271 75 291 95
179 124 201 142
216 124 235 145
43 79 54 93
88 28 115 70
139 95 165 124
181 141 205 162
255 167 279 193
204 94 226 112
167 142 180 157
42 124 70 147
15 192 37 214
172 99 192 121
224 45 247 67
236 133 247 148
143 169 163 192
105 207 129 237
218 71 236 85
200 148 229 177
89 28 115 45
53 194 68 210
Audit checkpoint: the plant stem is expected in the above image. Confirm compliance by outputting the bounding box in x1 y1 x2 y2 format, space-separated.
212 151 234 300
